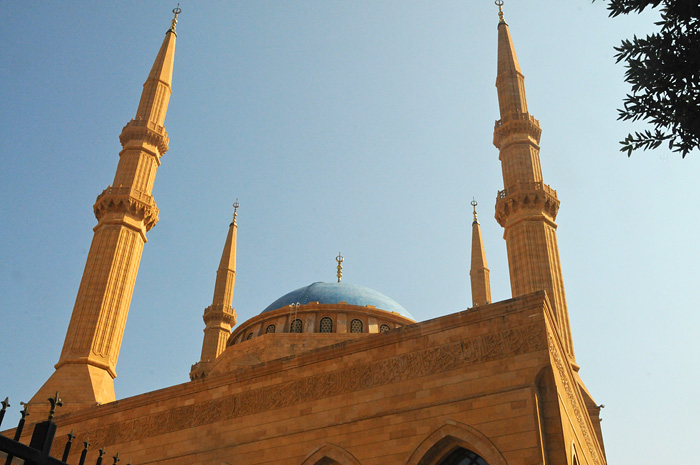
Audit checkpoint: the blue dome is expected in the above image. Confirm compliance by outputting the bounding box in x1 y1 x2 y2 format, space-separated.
261 282 413 320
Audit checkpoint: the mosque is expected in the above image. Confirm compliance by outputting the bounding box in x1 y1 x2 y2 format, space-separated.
7 4 606 465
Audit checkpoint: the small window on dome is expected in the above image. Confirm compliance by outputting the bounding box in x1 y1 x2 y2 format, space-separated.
246 332 254 340
379 324 391 333
319 317 333 333
350 319 363 333
265 324 276 334
290 319 303 333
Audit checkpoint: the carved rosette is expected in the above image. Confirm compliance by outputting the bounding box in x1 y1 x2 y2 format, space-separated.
495 182 559 227
493 112 542 149
119 119 170 156
94 186 160 231
203 305 237 327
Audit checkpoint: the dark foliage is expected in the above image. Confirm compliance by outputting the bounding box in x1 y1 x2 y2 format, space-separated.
601 0 700 157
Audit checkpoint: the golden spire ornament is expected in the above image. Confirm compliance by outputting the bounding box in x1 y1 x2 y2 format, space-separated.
232 199 240 225
336 252 344 283
170 4 181 33
471 198 479 223
495 0 505 23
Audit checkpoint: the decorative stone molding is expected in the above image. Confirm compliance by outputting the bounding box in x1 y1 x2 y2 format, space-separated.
547 332 603 465
118 118 169 156
59 322 547 450
93 186 159 231
495 183 559 227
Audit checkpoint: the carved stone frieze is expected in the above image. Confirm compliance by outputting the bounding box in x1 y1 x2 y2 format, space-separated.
119 118 169 156
548 332 602 465
62 322 546 450
93 186 159 231
495 184 559 227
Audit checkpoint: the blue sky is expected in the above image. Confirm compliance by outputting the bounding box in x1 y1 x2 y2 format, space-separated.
1 1 698 463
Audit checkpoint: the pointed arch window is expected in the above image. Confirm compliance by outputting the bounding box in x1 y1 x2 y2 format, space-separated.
350 319 363 333
319 317 333 333
438 448 489 465
290 319 303 333
265 324 276 334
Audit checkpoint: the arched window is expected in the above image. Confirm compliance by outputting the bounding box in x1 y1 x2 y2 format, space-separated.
438 448 489 465
290 319 303 333
350 319 363 333
319 317 333 333
246 332 254 340
379 324 391 332
265 324 276 334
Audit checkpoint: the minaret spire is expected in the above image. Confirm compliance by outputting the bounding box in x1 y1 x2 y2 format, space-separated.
190 202 239 380
469 199 491 307
30 10 179 415
492 4 576 360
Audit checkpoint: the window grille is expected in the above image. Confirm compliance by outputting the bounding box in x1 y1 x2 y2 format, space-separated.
290 319 303 333
246 332 254 340
380 324 391 332
350 319 363 333
265 324 276 334
320 317 333 333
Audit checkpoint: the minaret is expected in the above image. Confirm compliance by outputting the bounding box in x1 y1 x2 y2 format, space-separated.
469 199 491 307
190 202 239 380
492 4 575 360
30 9 180 415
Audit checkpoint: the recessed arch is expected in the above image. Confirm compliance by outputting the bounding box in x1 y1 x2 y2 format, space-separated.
300 443 362 465
406 422 508 465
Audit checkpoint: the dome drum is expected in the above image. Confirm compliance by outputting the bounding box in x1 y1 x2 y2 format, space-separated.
227 302 414 347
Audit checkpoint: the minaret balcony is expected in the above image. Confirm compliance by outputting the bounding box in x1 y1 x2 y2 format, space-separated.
93 185 160 231
203 304 237 327
119 117 170 157
495 181 560 227
493 112 542 149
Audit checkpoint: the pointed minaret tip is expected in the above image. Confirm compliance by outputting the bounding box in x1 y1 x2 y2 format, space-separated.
469 199 492 307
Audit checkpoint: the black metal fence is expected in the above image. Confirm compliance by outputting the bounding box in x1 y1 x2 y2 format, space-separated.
0 393 131 465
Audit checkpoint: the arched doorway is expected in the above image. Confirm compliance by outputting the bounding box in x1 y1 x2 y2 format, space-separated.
406 422 507 465
300 443 362 465
438 448 489 465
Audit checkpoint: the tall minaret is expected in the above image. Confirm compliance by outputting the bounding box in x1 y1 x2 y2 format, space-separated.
470 199 491 307
492 4 575 360
190 202 239 380
30 9 180 415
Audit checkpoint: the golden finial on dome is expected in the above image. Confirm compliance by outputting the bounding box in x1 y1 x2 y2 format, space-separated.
336 252 344 283
471 198 478 223
495 0 505 23
232 199 240 225
169 4 182 33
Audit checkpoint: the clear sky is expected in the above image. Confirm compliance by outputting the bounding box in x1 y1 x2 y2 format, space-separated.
1 1 698 463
